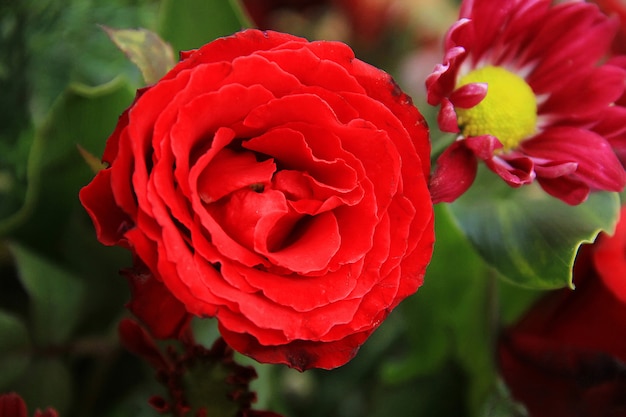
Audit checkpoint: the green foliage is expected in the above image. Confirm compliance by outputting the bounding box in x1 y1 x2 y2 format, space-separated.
0 1 152 415
448 166 620 289
0 311 31 388
0 128 40 236
9 243 85 346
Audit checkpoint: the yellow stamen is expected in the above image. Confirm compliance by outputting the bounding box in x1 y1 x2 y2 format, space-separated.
456 66 537 151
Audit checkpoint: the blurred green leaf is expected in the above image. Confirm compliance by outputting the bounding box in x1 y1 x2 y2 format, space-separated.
385 204 541 416
39 77 136 170
448 167 620 289
0 310 31 388
497 280 543 326
157 0 252 52
371 362 469 417
102 26 176 85
56 214 130 334
11 358 73 416
9 243 85 346
9 78 134 253
0 2 147 238
0 128 42 237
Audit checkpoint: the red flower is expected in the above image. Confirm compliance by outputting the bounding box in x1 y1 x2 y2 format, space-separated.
498 207 626 417
121 263 192 340
426 0 626 205
0 393 58 417
81 29 434 370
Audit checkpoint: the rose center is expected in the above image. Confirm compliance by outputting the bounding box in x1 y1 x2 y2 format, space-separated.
455 66 537 151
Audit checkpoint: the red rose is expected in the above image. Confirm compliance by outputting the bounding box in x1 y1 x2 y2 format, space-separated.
498 207 626 417
80 29 434 370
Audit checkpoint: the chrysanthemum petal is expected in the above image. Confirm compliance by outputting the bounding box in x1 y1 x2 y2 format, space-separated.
429 141 477 203
522 127 626 196
539 65 625 118
437 98 461 133
449 82 488 109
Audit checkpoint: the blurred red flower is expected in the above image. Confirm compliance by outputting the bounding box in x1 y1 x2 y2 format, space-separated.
0 392 58 417
426 0 626 204
498 206 626 417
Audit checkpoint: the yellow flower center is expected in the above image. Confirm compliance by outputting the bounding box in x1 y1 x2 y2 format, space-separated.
455 66 537 151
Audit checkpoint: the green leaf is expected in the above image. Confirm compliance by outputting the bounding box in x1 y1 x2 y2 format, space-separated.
9 243 85 346
157 0 252 53
448 167 621 289
0 310 31 388
7 78 134 251
102 26 176 85
0 128 43 237
39 77 136 170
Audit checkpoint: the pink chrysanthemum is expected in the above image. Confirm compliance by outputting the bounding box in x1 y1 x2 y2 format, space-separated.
426 0 626 204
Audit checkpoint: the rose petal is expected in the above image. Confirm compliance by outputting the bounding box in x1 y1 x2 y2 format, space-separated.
256 211 341 274
79 169 133 245
220 259 363 312
257 43 365 93
218 322 371 371
243 126 360 196
171 83 276 197
197 148 276 203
